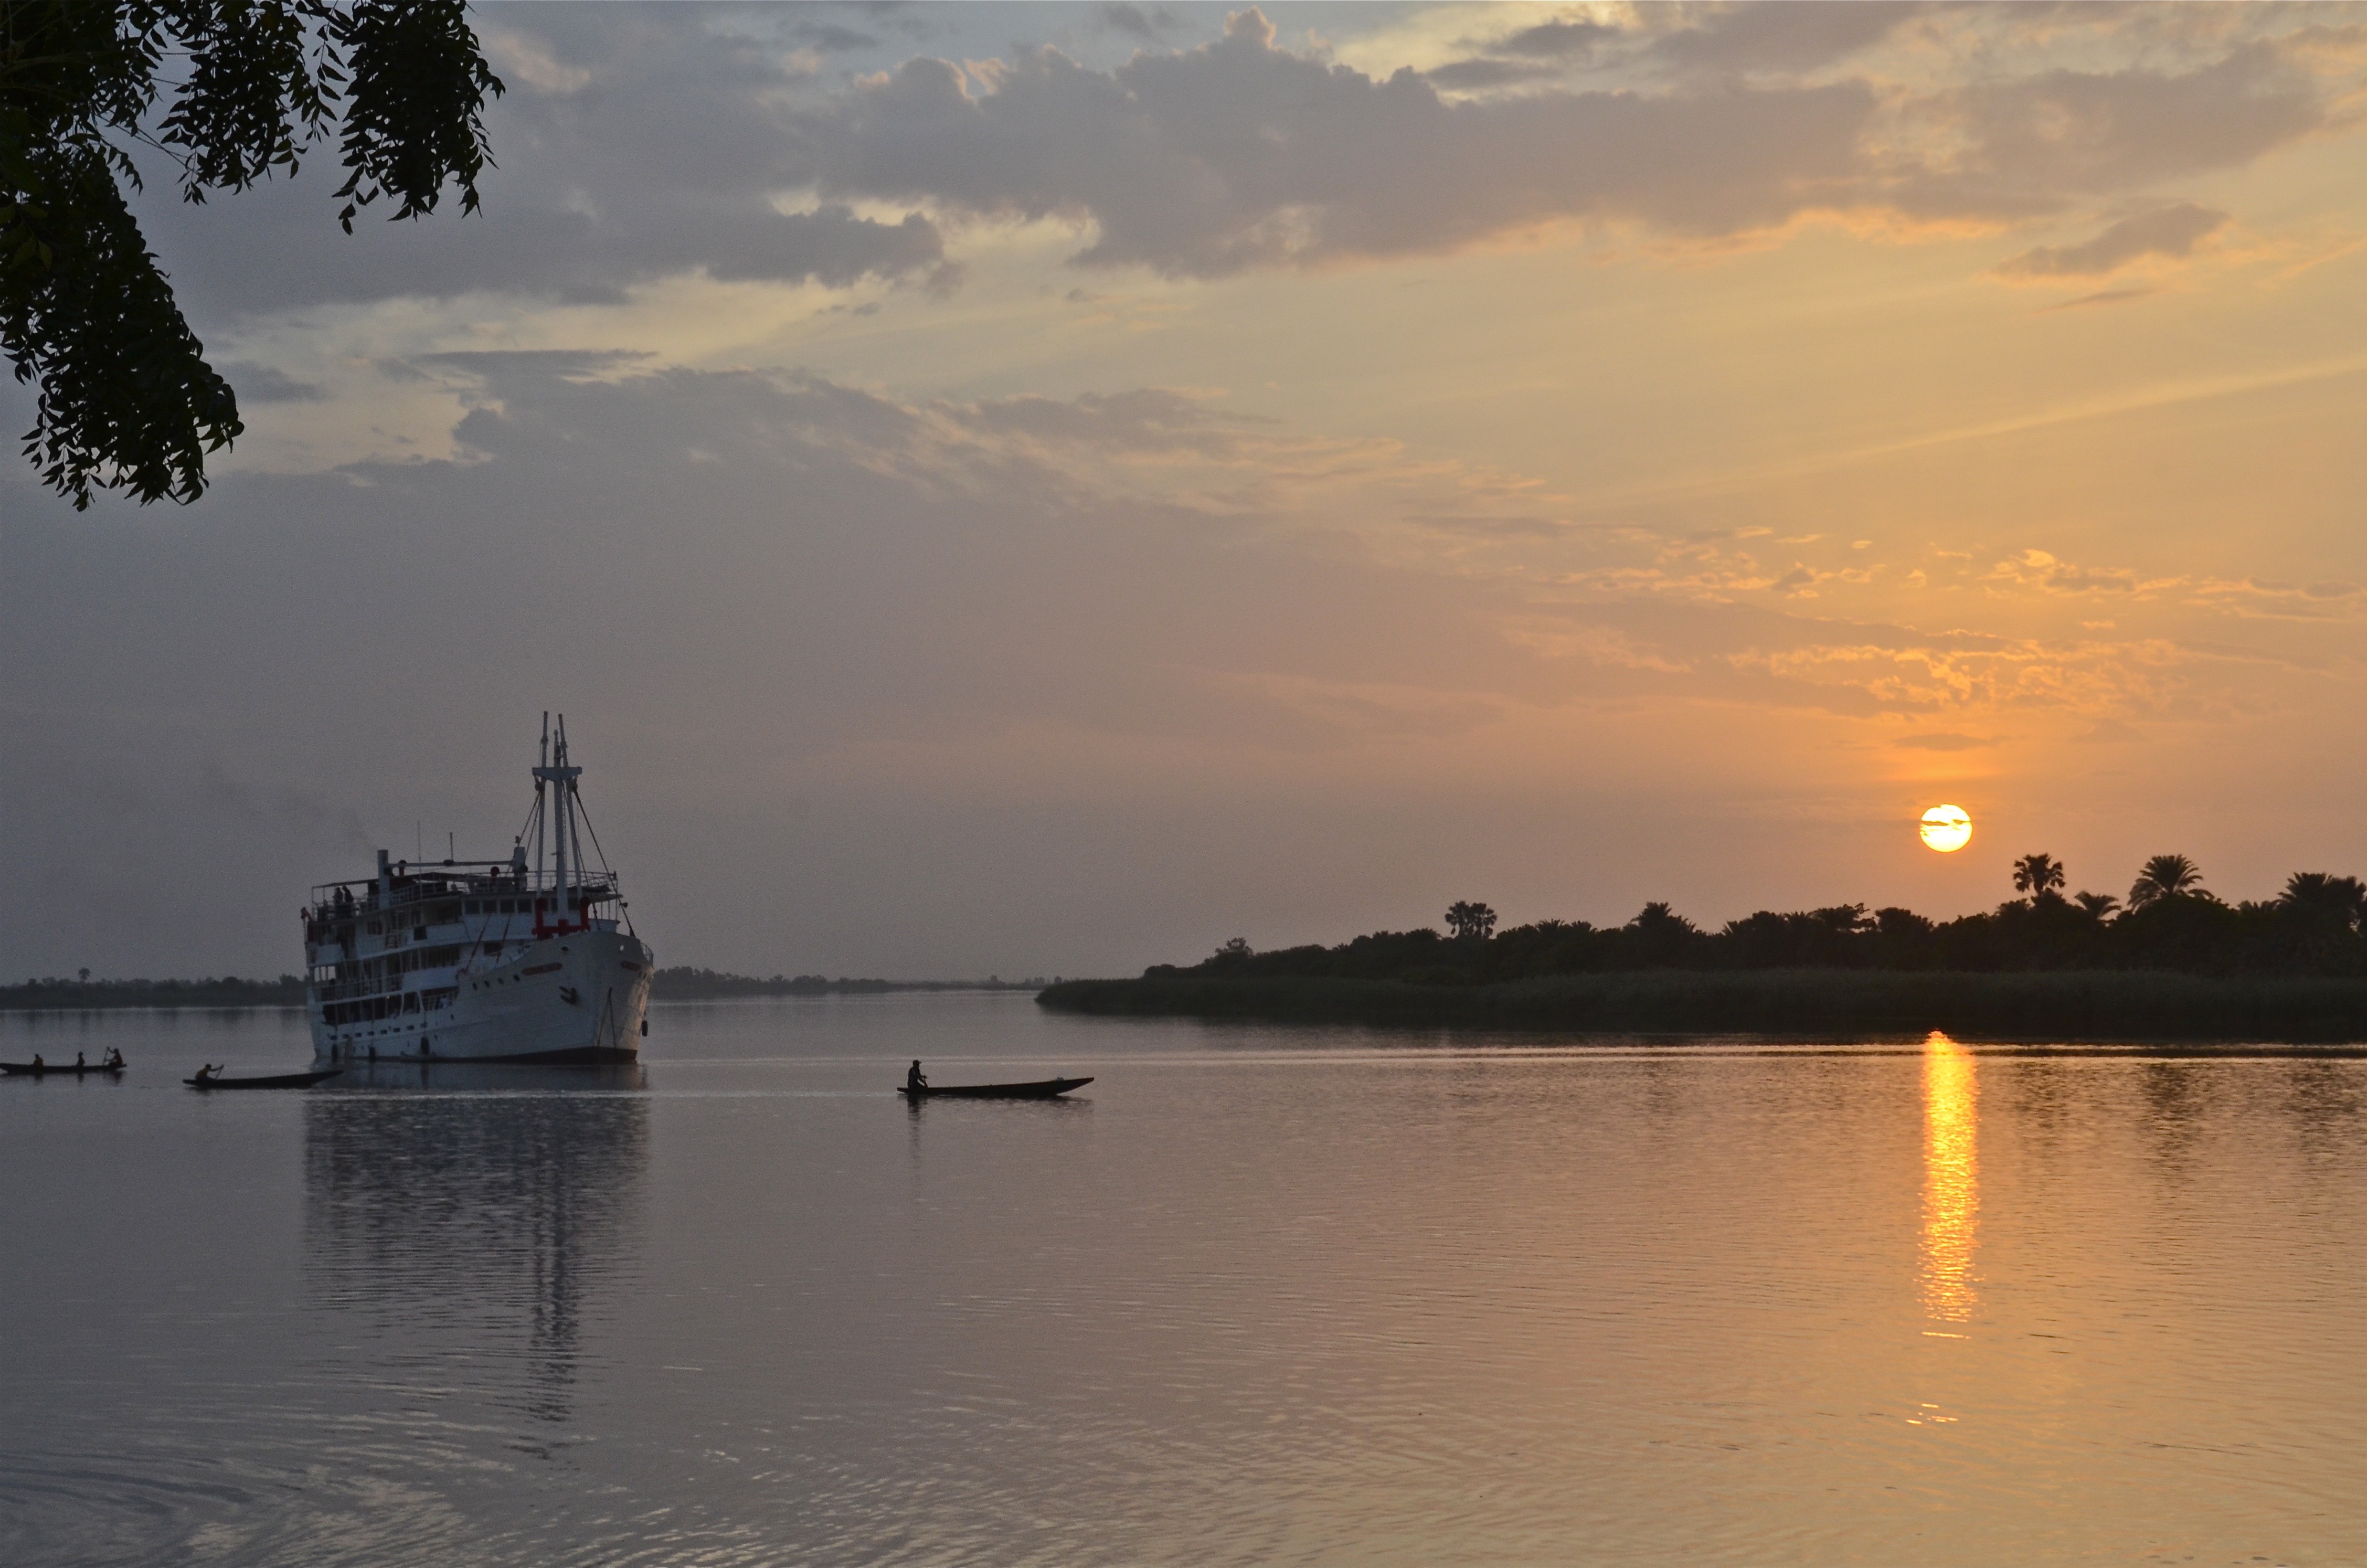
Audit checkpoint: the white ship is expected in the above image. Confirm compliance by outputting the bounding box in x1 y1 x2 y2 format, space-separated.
302 717 654 1064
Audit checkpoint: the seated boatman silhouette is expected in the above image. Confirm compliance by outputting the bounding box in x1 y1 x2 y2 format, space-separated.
906 1060 928 1094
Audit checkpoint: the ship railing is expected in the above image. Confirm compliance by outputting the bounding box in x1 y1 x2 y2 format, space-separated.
306 868 620 915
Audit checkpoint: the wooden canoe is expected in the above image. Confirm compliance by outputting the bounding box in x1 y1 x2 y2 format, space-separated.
897 1076 1092 1099
186 1069 342 1090
1 1060 125 1076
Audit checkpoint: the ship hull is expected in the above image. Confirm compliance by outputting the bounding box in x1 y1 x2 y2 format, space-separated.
309 927 652 1065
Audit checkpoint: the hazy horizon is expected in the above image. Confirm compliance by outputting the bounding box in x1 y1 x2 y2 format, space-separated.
8 2 2367 980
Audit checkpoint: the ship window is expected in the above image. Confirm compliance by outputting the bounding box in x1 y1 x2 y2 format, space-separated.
403 993 420 1013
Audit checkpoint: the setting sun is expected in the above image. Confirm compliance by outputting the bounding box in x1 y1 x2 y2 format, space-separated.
1919 806 1973 853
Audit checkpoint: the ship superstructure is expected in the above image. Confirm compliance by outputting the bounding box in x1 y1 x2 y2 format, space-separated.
302 717 653 1063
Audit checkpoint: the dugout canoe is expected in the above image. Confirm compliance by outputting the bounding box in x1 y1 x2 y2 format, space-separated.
186 1069 342 1090
897 1076 1093 1099
1 1060 125 1077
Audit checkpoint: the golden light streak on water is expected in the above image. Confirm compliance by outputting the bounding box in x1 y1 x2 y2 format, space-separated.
1919 1031 1979 1322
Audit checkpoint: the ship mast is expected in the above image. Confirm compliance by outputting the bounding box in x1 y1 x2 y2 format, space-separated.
533 712 586 926
534 714 550 883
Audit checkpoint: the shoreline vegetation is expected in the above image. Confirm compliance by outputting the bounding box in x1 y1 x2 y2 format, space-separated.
0 968 1052 1013
1036 970 2367 1043
648 968 1055 1001
1038 858 2367 1042
0 976 309 1011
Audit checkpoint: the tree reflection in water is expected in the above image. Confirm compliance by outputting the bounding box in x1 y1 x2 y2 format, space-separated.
1919 1032 1979 1323
303 1071 647 1425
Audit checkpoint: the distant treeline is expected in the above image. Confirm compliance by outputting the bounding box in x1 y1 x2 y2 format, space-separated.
1039 970 2367 1043
0 968 1051 1011
1 976 305 1011
1038 860 2367 1040
1147 861 2367 985
650 967 1054 1000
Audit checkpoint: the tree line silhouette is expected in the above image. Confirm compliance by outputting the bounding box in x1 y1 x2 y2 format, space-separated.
0 974 306 1010
1158 857 2367 984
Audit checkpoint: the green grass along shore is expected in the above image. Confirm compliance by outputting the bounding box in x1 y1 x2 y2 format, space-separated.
1035 970 2367 1043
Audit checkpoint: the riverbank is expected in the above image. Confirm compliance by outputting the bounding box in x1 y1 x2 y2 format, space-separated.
0 970 1049 1012
0 978 306 1012
651 968 1049 1001
1036 970 2367 1042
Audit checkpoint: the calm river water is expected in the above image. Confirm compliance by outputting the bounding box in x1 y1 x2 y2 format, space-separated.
4 994 2363 1566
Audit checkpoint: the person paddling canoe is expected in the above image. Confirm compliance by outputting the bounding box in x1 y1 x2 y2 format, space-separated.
906 1060 928 1094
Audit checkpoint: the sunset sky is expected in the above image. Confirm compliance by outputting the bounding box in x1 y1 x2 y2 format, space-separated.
7 1 2367 979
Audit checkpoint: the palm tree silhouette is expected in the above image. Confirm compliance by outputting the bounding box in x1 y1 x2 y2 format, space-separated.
1445 901 1498 941
2279 872 2367 931
2011 853 2065 900
2127 854 2203 909
2073 891 2120 920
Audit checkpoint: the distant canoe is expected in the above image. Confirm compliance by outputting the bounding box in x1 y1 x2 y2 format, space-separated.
897 1076 1092 1099
186 1069 342 1090
1 1060 124 1077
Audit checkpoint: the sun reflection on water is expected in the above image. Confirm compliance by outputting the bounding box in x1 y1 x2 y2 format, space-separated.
1919 1031 1979 1322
